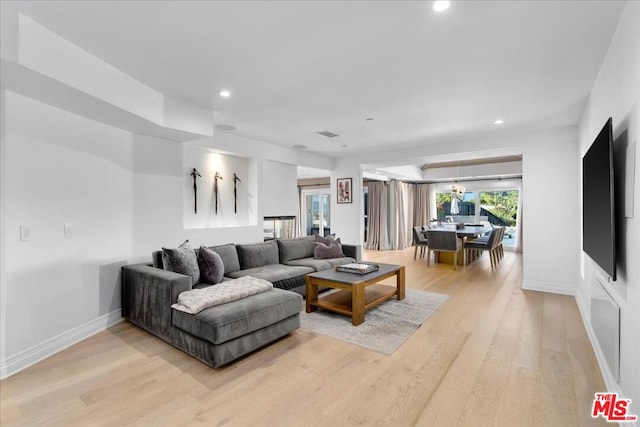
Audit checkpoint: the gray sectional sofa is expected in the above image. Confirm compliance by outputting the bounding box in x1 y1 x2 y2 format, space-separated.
121 236 361 368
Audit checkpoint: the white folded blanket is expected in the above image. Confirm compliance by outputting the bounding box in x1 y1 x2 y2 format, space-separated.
171 276 273 314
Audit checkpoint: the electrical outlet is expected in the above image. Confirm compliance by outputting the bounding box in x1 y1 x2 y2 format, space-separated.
20 225 31 241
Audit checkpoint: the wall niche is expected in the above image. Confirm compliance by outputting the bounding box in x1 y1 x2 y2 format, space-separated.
183 146 257 229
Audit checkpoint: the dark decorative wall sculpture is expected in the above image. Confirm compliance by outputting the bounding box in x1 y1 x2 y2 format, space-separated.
190 168 201 214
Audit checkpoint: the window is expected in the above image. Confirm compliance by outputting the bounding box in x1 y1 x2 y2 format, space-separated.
436 192 452 219
436 191 476 218
479 190 519 247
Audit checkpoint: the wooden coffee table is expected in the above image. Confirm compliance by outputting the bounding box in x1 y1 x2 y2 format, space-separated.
305 263 405 326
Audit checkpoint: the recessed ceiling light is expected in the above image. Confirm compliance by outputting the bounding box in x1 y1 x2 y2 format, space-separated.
494 119 505 125
375 171 381 174
366 117 374 121
219 90 231 98
433 1 450 12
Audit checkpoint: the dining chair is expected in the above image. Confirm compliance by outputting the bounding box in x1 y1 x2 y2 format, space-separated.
464 226 504 269
426 229 463 270
412 226 429 260
495 226 505 262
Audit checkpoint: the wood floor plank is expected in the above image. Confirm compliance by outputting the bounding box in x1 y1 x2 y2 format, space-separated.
540 349 579 426
0 249 608 426
495 365 541 427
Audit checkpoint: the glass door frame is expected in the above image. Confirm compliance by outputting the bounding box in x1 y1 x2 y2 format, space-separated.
301 188 331 237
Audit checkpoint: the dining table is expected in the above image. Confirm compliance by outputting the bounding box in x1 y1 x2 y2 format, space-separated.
422 224 493 265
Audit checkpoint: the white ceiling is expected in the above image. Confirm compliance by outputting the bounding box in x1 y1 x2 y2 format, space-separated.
3 1 625 159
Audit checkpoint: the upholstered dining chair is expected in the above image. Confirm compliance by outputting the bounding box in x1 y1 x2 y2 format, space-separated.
464 226 504 269
426 229 463 270
412 226 429 260
494 226 505 262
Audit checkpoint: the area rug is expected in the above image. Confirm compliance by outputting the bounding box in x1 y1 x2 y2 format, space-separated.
300 289 449 355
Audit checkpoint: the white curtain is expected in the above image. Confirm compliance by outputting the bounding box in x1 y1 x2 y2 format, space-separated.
295 187 302 237
389 181 414 250
366 181 435 251
413 183 434 226
365 181 390 250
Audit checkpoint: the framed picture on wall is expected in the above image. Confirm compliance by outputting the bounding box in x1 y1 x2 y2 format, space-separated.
337 177 352 204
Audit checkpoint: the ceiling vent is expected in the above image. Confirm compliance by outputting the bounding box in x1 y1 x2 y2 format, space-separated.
317 130 339 138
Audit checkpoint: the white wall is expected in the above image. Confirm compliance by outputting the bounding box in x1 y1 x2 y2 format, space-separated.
18 13 164 125
577 1 640 405
130 140 262 264
2 91 133 372
521 137 580 294
261 159 298 217
330 163 364 245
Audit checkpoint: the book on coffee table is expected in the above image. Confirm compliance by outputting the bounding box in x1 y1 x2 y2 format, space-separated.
335 263 380 274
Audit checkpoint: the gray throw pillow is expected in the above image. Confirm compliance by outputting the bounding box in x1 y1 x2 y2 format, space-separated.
198 246 225 285
313 242 345 259
162 240 200 285
314 234 341 246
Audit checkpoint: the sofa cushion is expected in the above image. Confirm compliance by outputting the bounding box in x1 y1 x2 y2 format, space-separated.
236 240 279 270
172 288 303 345
283 257 331 272
206 243 240 274
277 236 315 263
197 246 225 284
322 256 357 268
314 241 345 259
314 234 341 245
226 264 313 282
162 240 200 285
286 256 356 270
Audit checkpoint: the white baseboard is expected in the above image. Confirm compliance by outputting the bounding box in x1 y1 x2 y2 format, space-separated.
522 279 574 296
0 309 123 380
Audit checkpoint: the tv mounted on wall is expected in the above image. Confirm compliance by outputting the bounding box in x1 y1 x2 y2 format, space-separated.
582 117 616 281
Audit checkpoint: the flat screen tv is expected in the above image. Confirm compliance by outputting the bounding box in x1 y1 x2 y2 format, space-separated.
583 117 616 281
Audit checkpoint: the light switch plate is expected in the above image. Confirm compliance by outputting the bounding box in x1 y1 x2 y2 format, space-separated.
20 225 31 241
64 223 73 238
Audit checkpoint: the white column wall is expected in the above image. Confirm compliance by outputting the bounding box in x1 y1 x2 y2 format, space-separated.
521 137 580 294
260 160 298 217
330 163 364 245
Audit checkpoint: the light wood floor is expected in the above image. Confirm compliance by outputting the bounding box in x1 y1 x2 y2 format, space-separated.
0 248 607 426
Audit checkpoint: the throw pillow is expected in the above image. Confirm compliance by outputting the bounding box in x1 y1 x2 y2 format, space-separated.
198 246 225 285
313 241 345 259
162 240 200 285
314 233 341 246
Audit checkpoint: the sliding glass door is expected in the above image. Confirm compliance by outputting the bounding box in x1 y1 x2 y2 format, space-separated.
479 190 519 248
301 189 331 237
434 183 521 250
